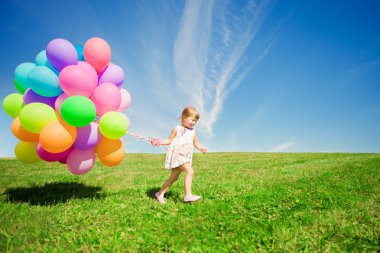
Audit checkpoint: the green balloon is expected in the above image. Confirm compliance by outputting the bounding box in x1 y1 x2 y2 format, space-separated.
99 111 129 139
14 80 26 94
15 141 41 164
61 96 96 127
2 93 24 118
19 102 58 133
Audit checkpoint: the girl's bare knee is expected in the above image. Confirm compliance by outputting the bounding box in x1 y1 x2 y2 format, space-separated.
182 164 194 176
188 168 194 176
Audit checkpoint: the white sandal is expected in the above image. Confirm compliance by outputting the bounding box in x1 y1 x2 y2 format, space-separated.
184 195 201 202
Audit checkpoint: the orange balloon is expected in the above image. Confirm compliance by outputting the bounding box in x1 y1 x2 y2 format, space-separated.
96 137 124 167
11 117 39 142
39 119 77 153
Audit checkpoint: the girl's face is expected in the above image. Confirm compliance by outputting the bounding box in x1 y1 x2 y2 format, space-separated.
182 114 198 128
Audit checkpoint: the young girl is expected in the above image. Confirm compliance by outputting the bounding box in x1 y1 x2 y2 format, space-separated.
151 106 207 204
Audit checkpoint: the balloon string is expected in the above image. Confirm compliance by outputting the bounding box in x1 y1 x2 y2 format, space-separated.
125 131 153 143
124 131 167 151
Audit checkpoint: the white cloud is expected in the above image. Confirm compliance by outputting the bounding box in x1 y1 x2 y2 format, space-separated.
174 0 276 135
104 0 281 152
271 139 296 152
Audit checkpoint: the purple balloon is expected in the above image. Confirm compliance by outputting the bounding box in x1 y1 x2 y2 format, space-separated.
67 148 95 175
23 88 58 108
74 122 101 150
98 63 125 87
37 144 73 162
46 38 78 72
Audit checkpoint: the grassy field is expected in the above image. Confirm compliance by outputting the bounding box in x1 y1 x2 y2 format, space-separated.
0 152 379 252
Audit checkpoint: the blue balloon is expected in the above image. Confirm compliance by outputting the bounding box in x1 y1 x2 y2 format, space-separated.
28 66 62 97
35 50 59 75
35 50 48 66
75 45 85 61
14 62 35 93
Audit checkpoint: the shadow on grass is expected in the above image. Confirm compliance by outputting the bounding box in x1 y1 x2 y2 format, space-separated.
4 182 103 206
146 187 181 202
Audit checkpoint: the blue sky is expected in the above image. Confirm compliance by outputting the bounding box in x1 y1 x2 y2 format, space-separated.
1 0 379 156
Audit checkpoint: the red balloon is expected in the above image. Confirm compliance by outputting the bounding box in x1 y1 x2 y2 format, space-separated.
83 38 111 73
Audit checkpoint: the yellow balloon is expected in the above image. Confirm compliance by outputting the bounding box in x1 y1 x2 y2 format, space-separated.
15 141 41 164
99 111 128 139
19 102 58 133
2 93 24 118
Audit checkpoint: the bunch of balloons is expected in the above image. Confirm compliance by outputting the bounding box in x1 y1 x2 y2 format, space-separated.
2 37 131 175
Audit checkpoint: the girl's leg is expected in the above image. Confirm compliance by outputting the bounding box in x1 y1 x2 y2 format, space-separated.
158 167 182 197
180 163 194 197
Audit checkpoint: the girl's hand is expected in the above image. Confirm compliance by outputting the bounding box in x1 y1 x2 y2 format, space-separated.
151 138 161 147
199 146 208 154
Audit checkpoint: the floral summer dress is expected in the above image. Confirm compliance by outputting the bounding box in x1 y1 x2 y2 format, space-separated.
165 125 195 169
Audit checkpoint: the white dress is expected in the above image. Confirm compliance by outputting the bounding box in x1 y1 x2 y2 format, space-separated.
165 125 195 169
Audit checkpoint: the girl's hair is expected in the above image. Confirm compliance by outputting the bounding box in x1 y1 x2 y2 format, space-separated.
181 106 200 120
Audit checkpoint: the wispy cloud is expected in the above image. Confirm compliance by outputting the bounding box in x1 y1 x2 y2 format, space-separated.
174 0 276 135
96 0 280 152
271 139 296 152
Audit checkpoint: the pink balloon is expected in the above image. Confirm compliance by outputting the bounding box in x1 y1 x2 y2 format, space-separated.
83 38 111 73
59 65 97 97
91 82 121 116
117 88 131 112
55 93 69 114
37 143 73 162
98 63 124 87
67 148 95 175
77 61 98 86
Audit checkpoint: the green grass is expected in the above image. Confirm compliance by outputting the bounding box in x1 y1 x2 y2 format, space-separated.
0 153 379 252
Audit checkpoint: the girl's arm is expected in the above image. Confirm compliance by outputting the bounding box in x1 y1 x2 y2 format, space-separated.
155 127 177 146
193 130 208 153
